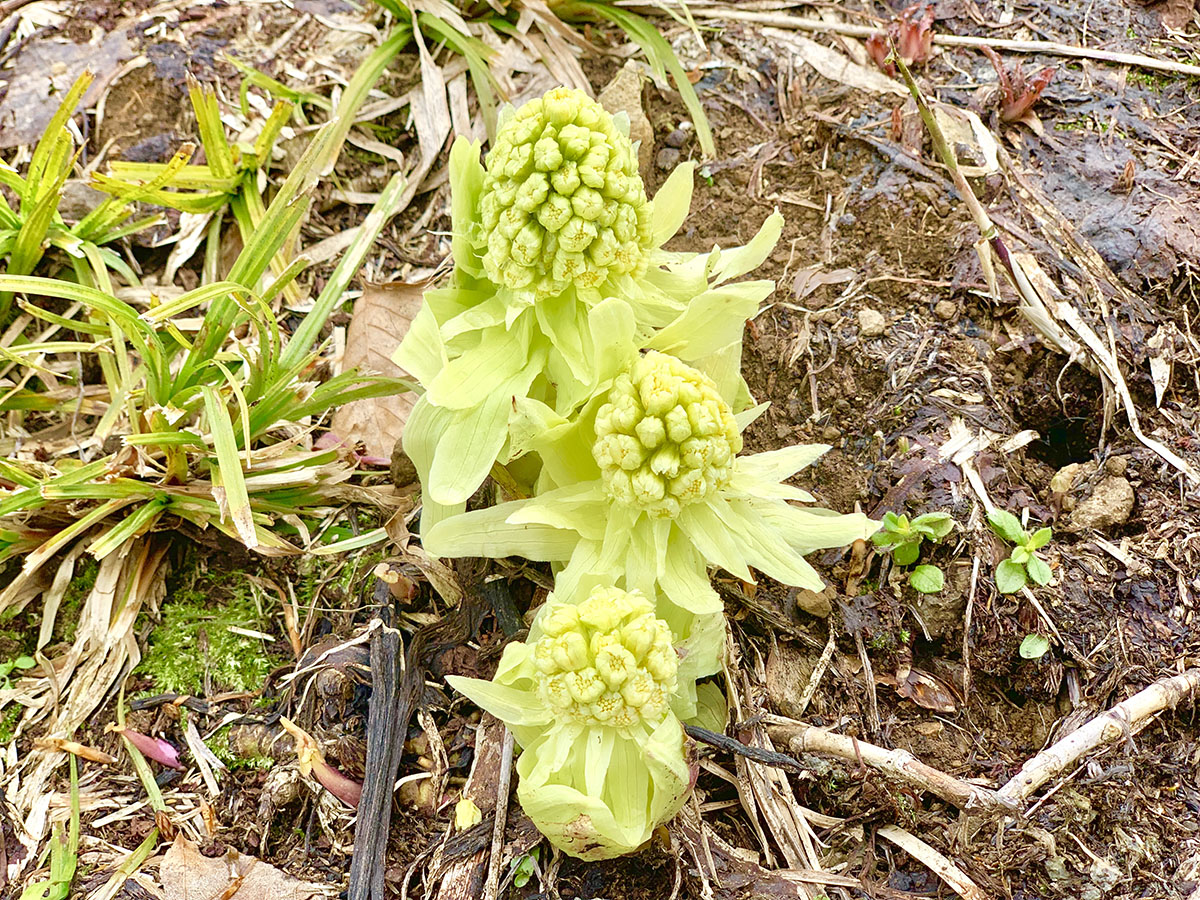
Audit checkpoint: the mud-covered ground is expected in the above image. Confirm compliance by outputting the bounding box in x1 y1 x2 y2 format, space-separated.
2 0 1200 898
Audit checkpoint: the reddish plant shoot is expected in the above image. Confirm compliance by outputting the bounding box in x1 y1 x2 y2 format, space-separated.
867 4 936 75
982 46 1056 122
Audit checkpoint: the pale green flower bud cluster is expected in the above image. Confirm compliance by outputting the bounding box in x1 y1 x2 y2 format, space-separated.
409 88 879 860
533 586 678 729
593 351 742 518
479 87 652 297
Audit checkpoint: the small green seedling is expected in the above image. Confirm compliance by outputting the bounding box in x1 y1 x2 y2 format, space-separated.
872 511 954 593
987 509 1052 593
1019 634 1051 660
511 848 539 889
0 654 35 688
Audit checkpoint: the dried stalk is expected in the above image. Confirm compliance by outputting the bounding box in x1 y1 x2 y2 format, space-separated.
484 729 515 900
640 5 1200 78
877 825 987 900
997 668 1200 805
768 721 1013 814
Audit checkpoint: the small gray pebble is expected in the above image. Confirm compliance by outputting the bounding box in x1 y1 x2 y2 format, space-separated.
656 146 681 170
664 129 688 148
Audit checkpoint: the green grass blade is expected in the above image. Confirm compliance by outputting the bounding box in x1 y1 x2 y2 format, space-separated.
201 385 257 548
567 2 715 157
24 73 92 207
87 497 168 559
189 81 236 179
177 24 413 389
280 169 409 369
418 11 498 136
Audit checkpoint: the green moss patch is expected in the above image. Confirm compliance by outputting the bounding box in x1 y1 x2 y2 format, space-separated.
138 572 281 695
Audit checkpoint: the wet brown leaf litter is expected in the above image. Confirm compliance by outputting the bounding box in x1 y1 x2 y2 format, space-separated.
1 0 1200 898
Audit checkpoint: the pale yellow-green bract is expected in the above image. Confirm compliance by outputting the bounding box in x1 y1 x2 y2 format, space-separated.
447 584 698 860
392 91 783 535
424 352 881 617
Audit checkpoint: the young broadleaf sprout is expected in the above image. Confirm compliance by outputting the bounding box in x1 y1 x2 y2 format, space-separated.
393 87 782 533
447 585 693 860
424 351 880 616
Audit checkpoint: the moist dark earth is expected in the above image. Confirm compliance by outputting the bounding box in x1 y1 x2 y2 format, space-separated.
2 0 1200 898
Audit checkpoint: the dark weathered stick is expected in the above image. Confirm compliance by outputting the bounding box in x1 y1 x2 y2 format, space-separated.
348 587 405 900
685 724 805 773
351 568 489 899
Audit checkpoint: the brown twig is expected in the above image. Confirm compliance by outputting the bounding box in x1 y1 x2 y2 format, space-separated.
997 668 1200 806
484 729 515 900
769 721 1015 813
643 5 1200 78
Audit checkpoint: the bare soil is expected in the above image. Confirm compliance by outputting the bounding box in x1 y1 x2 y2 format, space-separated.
3 0 1200 898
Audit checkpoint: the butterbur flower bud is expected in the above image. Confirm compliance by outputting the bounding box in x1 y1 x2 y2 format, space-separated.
532 586 677 729
479 87 652 297
445 583 695 861
593 352 742 518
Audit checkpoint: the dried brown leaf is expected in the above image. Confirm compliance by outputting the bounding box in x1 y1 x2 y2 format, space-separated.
329 280 425 461
159 834 323 900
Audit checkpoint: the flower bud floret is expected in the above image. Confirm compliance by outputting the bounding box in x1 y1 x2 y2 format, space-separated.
533 586 678 729
593 352 742 517
479 88 652 297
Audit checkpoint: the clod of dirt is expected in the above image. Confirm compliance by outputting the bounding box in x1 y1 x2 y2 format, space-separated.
1051 461 1096 509
765 643 819 717
858 308 887 337
656 147 681 170
664 128 689 148
934 299 957 320
794 586 834 618
0 29 134 147
912 563 969 638
390 442 418 488
1068 475 1135 531
597 60 653 181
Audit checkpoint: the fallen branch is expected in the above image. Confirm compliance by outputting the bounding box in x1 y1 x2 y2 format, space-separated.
639 4 1200 78
997 668 1200 805
767 721 1013 814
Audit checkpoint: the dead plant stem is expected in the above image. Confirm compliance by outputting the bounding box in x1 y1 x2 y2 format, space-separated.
642 5 1200 78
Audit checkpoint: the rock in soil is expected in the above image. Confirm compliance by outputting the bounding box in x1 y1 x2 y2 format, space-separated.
1068 475 1135 531
858 308 887 337
656 147 681 171
598 60 653 181
794 586 834 618
934 299 957 320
